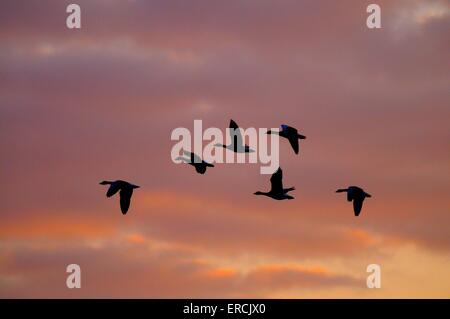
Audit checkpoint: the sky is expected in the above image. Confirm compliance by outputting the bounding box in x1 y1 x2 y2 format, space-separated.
0 0 449 298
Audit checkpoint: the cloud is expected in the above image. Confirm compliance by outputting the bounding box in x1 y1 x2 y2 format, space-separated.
0 0 449 297
0 239 361 298
241 264 360 294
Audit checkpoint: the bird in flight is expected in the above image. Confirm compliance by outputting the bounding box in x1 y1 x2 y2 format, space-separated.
176 150 214 174
267 124 306 154
99 180 140 215
336 186 371 216
254 167 295 200
215 119 254 153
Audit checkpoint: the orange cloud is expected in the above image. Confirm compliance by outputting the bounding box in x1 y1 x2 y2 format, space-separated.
126 233 147 244
204 267 237 279
343 229 377 246
0 214 117 240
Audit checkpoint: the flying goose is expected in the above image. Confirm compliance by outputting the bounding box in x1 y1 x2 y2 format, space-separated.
336 186 371 216
176 150 214 174
254 167 295 200
215 119 254 153
99 180 139 215
267 124 306 155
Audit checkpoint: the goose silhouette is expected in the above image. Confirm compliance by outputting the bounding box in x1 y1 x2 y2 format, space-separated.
100 180 139 215
336 186 371 216
176 150 214 174
254 167 295 200
215 119 254 153
267 124 306 154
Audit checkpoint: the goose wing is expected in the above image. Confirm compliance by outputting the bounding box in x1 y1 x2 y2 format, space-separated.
229 119 243 148
353 197 364 216
119 188 133 215
184 150 202 164
175 156 189 163
281 125 300 154
106 182 121 197
270 168 284 193
287 135 299 154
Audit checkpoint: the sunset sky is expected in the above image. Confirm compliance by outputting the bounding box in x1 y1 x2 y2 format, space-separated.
0 0 449 298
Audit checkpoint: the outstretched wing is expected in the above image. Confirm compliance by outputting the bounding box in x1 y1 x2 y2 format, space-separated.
184 150 202 164
270 168 283 193
230 119 239 130
106 183 121 197
281 125 300 154
287 136 299 154
229 119 243 148
183 150 202 164
353 197 364 216
175 156 189 163
119 188 133 215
